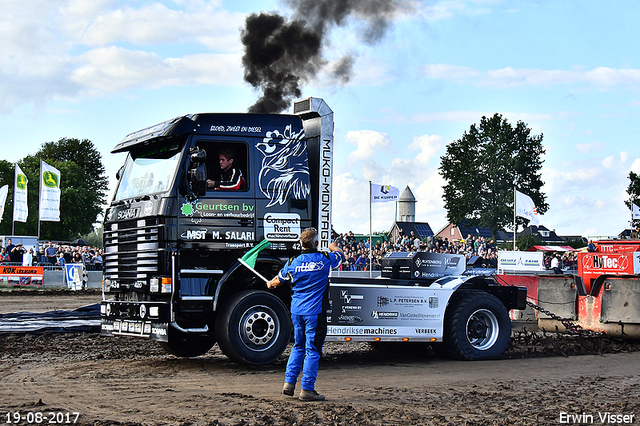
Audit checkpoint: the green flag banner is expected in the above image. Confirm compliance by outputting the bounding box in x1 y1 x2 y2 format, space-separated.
238 239 271 283
240 239 271 269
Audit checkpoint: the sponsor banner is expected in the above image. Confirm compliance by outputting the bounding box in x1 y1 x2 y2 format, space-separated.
0 265 44 286
371 183 399 203
13 164 28 222
64 264 84 290
381 252 465 279
328 285 455 339
578 252 640 282
327 325 438 338
595 242 640 253
264 213 301 241
0 184 8 223
39 161 61 221
498 251 544 272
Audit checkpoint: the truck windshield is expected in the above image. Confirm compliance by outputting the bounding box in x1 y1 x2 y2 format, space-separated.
114 140 182 201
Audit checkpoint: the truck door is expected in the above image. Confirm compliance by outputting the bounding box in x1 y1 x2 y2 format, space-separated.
178 139 256 259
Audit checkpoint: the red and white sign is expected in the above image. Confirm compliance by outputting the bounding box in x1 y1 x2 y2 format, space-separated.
578 252 638 282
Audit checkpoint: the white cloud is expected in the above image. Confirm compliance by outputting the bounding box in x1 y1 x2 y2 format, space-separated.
421 64 640 90
72 48 243 95
62 0 242 51
345 130 391 161
0 0 245 113
409 134 444 165
602 155 615 169
333 131 448 233
416 0 497 21
575 141 604 154
632 158 640 173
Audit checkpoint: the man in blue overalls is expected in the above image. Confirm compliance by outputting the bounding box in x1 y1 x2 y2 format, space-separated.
267 227 343 401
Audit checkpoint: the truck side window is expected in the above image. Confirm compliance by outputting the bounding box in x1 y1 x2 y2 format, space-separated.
197 142 249 191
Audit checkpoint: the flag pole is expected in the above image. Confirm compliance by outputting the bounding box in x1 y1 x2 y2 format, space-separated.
513 186 516 250
369 181 373 278
37 160 42 240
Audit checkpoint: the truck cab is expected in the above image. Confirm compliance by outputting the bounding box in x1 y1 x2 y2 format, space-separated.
101 98 334 364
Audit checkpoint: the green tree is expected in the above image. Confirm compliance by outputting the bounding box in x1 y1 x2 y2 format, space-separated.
0 160 15 232
626 171 640 229
515 234 542 252
9 138 108 241
439 114 548 241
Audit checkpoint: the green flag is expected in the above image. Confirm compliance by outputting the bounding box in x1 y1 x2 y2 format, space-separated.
240 239 271 269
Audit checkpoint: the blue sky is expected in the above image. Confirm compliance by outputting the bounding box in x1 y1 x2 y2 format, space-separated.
1 0 639 239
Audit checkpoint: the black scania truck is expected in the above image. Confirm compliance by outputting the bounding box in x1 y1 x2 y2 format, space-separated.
101 97 526 365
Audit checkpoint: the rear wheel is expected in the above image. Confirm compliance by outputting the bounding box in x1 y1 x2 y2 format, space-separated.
215 290 291 365
443 292 511 360
159 325 216 357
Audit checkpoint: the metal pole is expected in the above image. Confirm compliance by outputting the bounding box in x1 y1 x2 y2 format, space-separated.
38 161 42 240
513 186 516 250
369 181 373 278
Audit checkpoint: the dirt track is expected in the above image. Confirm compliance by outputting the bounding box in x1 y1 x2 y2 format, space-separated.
1 291 640 425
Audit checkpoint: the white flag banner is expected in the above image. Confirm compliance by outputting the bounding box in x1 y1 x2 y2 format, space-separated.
0 185 8 223
39 161 61 222
515 189 539 226
13 164 28 222
371 183 399 203
633 203 640 220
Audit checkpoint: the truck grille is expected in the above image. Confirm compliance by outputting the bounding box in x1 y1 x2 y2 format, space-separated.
104 218 162 282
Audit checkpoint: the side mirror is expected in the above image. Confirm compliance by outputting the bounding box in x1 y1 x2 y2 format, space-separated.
190 147 206 163
116 166 124 180
189 163 207 197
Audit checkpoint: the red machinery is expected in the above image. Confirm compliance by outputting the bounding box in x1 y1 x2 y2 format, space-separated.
535 241 640 337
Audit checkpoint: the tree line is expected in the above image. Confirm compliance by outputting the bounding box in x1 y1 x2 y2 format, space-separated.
0 138 108 241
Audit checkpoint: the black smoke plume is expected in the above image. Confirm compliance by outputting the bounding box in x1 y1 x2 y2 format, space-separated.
242 0 406 113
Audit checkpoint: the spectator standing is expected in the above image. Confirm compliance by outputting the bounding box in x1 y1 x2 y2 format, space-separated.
11 244 26 264
92 250 103 271
45 242 57 264
0 247 10 264
81 247 92 265
23 248 34 266
6 239 15 262
63 247 73 264
58 253 66 267
551 254 561 274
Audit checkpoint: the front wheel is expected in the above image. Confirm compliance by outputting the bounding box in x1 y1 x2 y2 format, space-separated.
443 292 511 360
215 290 292 365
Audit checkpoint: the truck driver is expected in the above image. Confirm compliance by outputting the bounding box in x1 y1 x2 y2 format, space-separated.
206 149 244 190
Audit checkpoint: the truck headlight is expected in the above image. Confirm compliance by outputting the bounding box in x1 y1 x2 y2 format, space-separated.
150 277 159 293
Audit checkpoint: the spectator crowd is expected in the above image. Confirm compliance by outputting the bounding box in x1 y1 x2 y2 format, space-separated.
334 229 578 273
0 232 579 274
0 239 103 270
